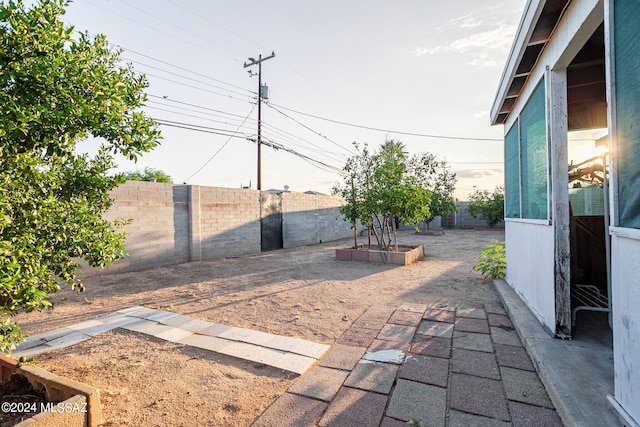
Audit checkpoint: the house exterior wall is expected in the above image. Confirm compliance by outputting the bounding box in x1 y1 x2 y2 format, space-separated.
606 0 640 422
610 230 640 424
505 221 556 331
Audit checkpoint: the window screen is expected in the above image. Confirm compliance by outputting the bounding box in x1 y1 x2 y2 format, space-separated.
505 120 520 218
614 0 640 229
519 80 548 220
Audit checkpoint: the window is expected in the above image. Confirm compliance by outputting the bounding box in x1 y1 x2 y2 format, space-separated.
504 79 549 220
505 119 520 218
614 0 640 229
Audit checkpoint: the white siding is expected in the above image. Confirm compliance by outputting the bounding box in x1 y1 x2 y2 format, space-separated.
610 230 640 424
505 220 556 332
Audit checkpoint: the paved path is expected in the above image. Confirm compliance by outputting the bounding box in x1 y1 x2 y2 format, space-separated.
253 303 564 427
13 306 329 375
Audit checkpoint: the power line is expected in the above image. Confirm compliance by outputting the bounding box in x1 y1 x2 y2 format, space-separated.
269 103 504 142
182 105 256 182
266 103 357 155
122 56 251 98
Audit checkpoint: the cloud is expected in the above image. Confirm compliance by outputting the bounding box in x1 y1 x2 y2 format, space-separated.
413 21 518 67
455 168 503 179
450 14 483 29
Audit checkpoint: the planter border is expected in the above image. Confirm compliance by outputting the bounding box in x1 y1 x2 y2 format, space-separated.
336 244 424 265
0 353 101 427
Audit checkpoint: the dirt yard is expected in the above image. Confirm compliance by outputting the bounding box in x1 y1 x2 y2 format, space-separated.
12 228 504 426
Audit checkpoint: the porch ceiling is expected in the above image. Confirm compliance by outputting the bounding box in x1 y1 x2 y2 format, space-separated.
491 0 571 125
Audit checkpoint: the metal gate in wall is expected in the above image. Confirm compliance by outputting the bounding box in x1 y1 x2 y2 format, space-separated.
260 192 283 251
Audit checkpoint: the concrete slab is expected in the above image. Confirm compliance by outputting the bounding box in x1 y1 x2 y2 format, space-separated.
46 331 92 350
154 327 194 343
177 334 232 353
71 321 119 337
96 312 134 324
145 311 178 322
509 401 564 427
23 327 75 343
450 373 510 421
158 314 199 328
266 335 329 359
223 341 267 360
288 366 348 402
219 327 275 346
457 307 487 319
494 343 535 371
121 319 175 336
66 319 103 331
252 393 326 427
491 326 523 346
319 387 387 427
197 323 233 337
116 306 146 314
124 306 157 318
344 361 399 394
277 352 318 375
452 348 500 380
447 410 511 427
501 367 554 409
14 345 55 359
452 331 493 353
416 320 454 338
377 324 416 343
422 309 455 323
178 319 213 333
14 337 47 351
386 379 447 427
399 353 449 387
410 336 451 359
95 316 139 330
454 317 490 334
388 310 423 327
318 344 366 370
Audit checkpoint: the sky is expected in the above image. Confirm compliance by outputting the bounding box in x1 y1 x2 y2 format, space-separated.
58 0 529 199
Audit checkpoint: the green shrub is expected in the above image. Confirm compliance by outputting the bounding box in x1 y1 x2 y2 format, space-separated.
473 241 506 281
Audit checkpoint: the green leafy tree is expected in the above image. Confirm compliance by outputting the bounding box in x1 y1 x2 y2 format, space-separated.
334 140 437 251
466 186 505 227
125 167 173 183
423 163 457 229
0 0 161 352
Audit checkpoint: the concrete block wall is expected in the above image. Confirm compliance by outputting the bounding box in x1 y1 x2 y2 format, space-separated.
281 192 352 248
83 183 350 275
197 186 261 260
441 201 505 229
100 181 190 273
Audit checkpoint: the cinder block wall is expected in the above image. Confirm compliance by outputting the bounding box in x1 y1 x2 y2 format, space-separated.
83 183 351 276
281 192 352 248
99 181 190 273
198 186 261 260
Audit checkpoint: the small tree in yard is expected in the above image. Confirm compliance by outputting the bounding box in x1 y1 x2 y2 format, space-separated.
335 140 443 251
423 165 457 230
466 186 505 227
0 0 161 352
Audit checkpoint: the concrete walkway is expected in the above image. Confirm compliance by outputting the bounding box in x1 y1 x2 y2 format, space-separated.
253 302 564 427
13 306 329 375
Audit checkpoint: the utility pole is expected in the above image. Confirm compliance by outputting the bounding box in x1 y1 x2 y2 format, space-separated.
244 51 275 191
